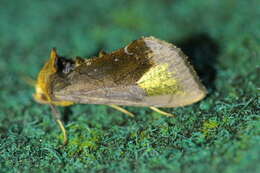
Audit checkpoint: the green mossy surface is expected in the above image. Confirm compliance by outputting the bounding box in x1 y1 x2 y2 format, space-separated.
0 0 259 172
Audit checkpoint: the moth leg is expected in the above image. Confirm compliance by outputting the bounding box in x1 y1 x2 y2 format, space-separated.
149 107 174 117
108 104 135 117
50 104 68 145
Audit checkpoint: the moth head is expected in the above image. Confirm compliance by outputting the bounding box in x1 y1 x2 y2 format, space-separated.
34 48 73 106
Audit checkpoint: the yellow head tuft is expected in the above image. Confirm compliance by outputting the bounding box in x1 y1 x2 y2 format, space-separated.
34 48 73 106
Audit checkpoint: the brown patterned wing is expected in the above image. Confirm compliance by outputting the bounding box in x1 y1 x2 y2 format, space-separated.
50 37 207 107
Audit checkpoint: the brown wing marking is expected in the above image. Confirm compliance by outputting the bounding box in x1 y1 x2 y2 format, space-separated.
49 37 207 107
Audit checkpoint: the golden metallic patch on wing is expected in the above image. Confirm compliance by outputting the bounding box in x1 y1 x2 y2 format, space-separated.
137 63 182 96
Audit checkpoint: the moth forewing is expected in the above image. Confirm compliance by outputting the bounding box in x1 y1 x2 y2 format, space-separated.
48 37 206 107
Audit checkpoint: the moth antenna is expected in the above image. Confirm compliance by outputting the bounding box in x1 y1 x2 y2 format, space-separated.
50 104 68 145
149 107 175 117
21 75 36 86
108 104 135 117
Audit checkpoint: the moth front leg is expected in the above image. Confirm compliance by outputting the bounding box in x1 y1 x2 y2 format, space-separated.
50 104 68 145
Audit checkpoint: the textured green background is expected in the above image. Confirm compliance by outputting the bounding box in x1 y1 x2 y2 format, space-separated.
0 0 259 172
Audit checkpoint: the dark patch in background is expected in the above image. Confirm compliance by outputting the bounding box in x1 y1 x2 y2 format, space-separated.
176 33 219 92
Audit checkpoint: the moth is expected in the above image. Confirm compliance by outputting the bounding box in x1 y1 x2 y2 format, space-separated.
34 36 207 144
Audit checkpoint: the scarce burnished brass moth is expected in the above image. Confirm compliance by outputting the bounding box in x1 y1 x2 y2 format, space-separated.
34 36 207 144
